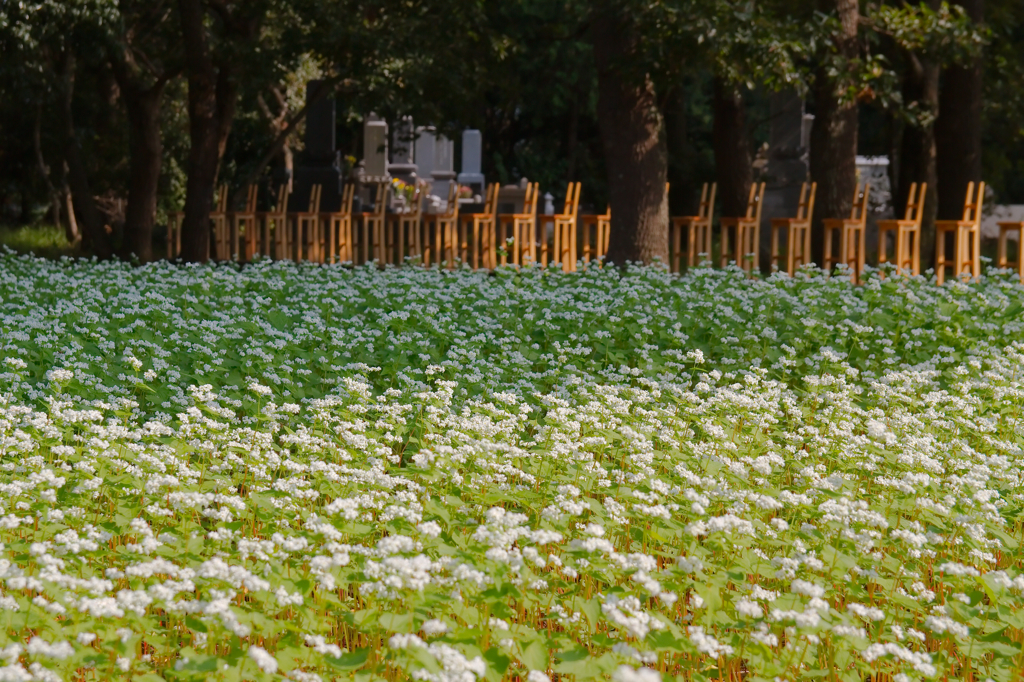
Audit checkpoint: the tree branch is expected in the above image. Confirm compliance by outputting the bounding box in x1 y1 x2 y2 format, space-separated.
231 75 350 207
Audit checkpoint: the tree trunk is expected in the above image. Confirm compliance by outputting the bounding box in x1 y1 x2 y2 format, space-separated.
178 0 221 263
592 7 669 265
712 78 752 218
935 0 983 221
33 104 64 236
121 83 165 263
57 52 108 257
809 0 860 267
664 85 695 216
895 50 939 266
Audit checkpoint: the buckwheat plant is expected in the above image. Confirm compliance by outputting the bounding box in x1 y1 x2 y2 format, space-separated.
1 252 1024 681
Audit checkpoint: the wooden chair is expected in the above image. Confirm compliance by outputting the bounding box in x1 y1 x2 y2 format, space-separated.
998 218 1024 282
878 182 925 276
499 182 538 266
166 211 183 260
233 184 259 261
432 183 460 267
553 182 582 271
210 185 229 260
324 182 355 264
460 183 499 269
671 182 717 273
823 184 871 284
394 185 422 266
720 182 766 275
770 182 816 276
357 182 388 265
293 185 322 262
579 208 611 265
265 184 290 261
936 181 985 285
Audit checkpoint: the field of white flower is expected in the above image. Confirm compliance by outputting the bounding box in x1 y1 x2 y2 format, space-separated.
2 254 1024 682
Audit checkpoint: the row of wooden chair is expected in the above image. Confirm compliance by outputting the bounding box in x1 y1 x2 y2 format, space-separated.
170 179 1005 284
679 179 993 285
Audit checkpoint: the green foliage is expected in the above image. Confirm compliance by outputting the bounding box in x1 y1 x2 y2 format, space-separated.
0 224 73 258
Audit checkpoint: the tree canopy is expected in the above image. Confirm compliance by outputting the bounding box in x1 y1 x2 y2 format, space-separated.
0 0 1016 263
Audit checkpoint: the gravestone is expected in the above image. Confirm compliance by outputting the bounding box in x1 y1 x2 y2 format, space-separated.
856 155 894 259
290 80 343 212
431 133 457 201
457 129 485 196
389 116 418 184
415 127 436 180
759 89 812 269
363 115 389 182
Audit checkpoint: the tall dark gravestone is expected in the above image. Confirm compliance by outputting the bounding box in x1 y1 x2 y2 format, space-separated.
291 80 343 212
760 90 812 268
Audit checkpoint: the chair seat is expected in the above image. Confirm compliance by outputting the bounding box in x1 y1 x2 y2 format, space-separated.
997 221 1024 230
877 219 918 231
770 217 811 228
672 215 706 225
935 220 977 231
822 218 862 229
720 217 757 227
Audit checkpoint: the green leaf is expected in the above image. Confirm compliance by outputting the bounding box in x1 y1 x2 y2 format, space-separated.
325 648 370 671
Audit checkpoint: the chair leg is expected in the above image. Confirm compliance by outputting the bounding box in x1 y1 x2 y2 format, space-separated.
973 226 981 280
720 226 730 269
787 227 796 276
1016 228 1024 283
823 227 833 273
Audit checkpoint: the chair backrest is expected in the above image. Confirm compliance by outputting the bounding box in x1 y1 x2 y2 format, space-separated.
441 183 459 219
245 184 258 212
903 182 921 222
753 183 766 223
307 184 322 214
483 183 500 216
561 182 581 218
796 182 817 221
214 184 229 213
372 182 388 218
743 182 764 219
743 182 766 220
522 182 539 215
962 181 985 225
698 183 717 220
406 186 423 219
849 183 870 223
274 184 290 216
341 182 355 215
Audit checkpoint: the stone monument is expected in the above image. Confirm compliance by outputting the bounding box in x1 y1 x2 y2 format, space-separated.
431 133 457 201
363 115 389 182
388 116 418 184
759 90 813 267
291 80 343 212
457 129 485 196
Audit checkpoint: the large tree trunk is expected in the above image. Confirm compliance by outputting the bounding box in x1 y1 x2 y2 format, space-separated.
178 0 221 263
895 49 939 266
57 52 108 257
121 83 165 263
712 78 752 218
592 8 669 265
809 0 860 266
935 0 983 221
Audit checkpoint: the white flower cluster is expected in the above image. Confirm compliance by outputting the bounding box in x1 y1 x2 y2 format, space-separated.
0 256 1022 680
